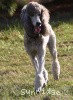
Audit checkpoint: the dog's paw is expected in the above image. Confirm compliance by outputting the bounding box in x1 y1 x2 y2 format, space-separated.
52 60 60 80
35 73 46 93
35 87 42 93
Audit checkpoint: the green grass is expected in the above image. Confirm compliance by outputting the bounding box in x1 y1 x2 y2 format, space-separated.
0 13 73 100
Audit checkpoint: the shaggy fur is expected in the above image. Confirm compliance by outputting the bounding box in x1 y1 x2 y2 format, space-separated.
21 2 60 93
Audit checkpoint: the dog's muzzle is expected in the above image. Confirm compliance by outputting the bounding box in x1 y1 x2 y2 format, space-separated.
30 15 42 33
34 22 42 33
34 26 41 33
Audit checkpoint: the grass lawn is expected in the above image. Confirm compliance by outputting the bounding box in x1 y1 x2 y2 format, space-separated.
0 12 73 100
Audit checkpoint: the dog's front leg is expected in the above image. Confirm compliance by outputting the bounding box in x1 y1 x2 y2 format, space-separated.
34 49 46 93
48 26 60 80
35 37 49 93
30 54 42 93
30 54 39 74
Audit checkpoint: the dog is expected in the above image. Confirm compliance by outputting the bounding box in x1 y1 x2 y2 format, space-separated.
21 2 60 93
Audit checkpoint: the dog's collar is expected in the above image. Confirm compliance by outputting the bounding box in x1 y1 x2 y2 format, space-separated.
27 32 40 39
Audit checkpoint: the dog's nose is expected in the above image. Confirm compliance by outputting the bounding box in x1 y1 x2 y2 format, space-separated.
36 22 41 26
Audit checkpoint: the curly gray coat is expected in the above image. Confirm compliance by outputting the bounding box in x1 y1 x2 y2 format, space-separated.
21 2 50 36
21 2 60 93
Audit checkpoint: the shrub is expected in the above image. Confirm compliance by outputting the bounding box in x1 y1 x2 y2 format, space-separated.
0 0 27 16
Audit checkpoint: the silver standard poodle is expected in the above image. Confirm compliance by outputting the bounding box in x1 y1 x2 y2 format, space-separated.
21 2 60 93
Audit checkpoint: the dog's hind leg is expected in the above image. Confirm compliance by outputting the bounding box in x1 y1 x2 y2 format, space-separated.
43 68 48 85
48 28 60 80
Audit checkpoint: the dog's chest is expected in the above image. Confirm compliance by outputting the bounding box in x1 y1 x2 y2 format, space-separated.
24 34 49 55
24 36 43 51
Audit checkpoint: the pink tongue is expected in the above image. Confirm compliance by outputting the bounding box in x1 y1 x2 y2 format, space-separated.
35 27 41 33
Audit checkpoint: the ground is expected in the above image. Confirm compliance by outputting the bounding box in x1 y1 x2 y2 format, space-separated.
0 11 73 100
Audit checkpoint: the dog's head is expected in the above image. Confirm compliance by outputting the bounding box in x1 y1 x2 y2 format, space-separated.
21 2 49 34
21 2 50 34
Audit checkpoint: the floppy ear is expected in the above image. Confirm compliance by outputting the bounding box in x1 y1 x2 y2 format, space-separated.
21 5 27 23
41 5 50 23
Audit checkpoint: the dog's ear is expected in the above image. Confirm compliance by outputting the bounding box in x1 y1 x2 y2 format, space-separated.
41 6 50 23
20 5 27 23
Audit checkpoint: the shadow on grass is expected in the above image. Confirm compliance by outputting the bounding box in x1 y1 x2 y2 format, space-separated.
0 16 22 32
50 11 73 27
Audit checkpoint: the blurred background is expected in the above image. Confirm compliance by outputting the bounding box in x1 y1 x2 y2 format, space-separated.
0 0 73 17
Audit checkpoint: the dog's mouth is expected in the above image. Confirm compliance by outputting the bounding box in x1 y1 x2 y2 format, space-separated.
34 26 41 34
